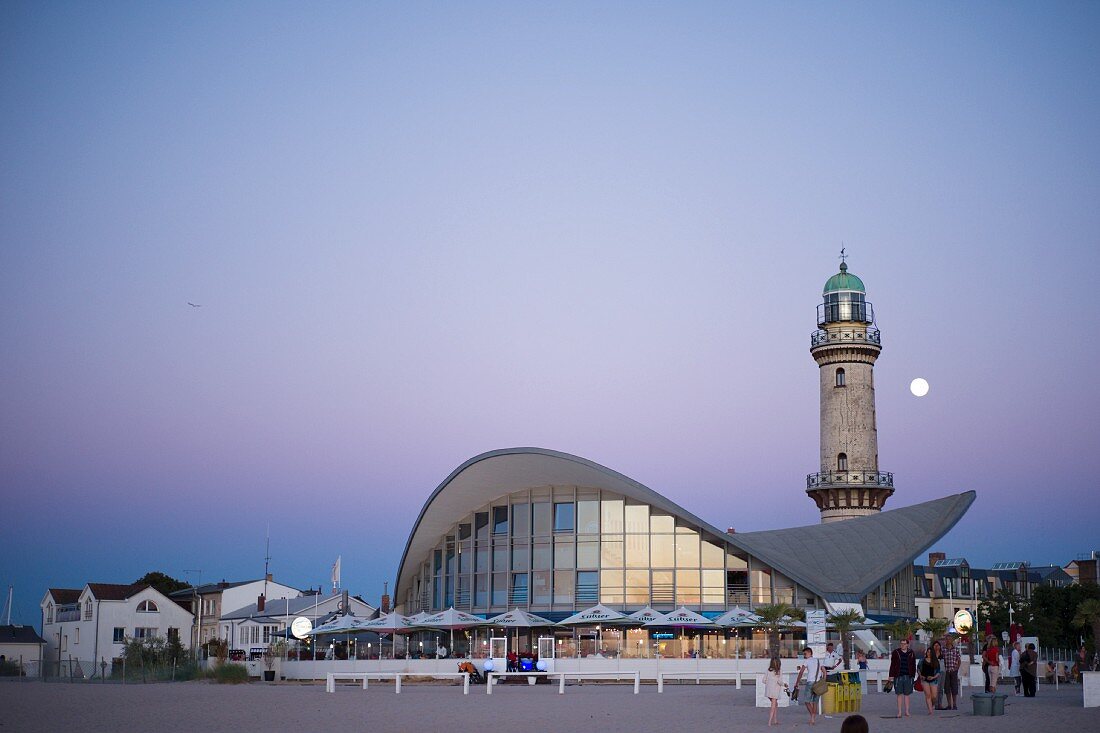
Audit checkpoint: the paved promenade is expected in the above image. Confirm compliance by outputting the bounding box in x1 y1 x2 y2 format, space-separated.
1 679 1095 732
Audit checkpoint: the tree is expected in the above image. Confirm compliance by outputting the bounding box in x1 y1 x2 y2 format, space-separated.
1031 583 1100 650
884 619 917 653
919 617 950 646
826 609 866 670
756 604 805 656
978 589 1030 641
134 571 189 596
1072 599 1100 657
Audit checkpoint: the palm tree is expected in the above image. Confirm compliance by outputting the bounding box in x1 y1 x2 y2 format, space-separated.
827 609 867 670
919 617 950 648
1072 599 1100 666
885 619 917 654
756 603 805 656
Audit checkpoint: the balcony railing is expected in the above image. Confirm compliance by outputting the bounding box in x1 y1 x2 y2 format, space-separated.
806 470 894 489
810 327 881 348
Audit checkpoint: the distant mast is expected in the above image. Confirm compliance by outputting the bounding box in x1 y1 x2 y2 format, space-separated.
2 585 11 625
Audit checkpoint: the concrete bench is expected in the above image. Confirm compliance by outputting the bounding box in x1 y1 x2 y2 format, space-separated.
557 670 641 694
657 670 752 691
326 671 469 695
486 671 559 694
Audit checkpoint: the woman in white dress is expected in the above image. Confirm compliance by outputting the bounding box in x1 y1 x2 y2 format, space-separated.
764 655 787 726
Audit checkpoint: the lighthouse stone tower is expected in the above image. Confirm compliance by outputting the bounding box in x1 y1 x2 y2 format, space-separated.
806 258 894 522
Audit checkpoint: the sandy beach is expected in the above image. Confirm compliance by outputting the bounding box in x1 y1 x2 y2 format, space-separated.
1 679 1096 733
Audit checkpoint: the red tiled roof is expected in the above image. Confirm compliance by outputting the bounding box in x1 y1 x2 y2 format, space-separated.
86 583 149 601
47 588 81 604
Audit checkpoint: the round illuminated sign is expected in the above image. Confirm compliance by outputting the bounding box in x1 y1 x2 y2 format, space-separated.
291 616 313 639
953 610 973 635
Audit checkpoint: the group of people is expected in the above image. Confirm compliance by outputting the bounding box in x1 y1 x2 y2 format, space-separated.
886 635 1041 717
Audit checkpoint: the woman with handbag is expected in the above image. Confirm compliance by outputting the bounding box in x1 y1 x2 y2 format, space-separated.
795 647 825 725
764 655 788 726
888 637 917 717
919 644 940 715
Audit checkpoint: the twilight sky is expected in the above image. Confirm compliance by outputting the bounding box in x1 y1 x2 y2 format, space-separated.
2 2 1099 626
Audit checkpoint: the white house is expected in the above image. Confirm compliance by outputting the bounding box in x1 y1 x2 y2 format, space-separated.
167 576 302 648
220 591 375 657
0 624 47 676
40 583 193 677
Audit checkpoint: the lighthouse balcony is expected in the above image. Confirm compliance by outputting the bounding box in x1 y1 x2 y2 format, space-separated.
806 470 894 490
810 326 881 348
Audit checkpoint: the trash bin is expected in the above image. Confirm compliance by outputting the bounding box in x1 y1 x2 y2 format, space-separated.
971 693 994 715
823 673 862 713
991 693 1008 715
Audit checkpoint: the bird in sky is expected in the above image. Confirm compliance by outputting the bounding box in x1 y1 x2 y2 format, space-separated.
187 302 202 307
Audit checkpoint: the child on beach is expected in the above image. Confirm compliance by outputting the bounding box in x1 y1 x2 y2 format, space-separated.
764 655 788 726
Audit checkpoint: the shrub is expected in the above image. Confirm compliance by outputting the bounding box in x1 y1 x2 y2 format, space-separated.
213 663 250 684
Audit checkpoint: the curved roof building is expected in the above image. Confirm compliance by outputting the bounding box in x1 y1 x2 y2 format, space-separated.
395 447 974 620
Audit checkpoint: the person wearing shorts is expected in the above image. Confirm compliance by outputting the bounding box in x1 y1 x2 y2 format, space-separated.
942 635 961 710
889 638 917 717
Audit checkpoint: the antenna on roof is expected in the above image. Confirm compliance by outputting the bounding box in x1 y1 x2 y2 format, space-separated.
263 525 271 598
3 585 12 625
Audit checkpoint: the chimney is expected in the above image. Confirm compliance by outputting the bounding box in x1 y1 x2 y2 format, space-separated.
726 527 736 534
928 552 946 567
265 573 272 582
381 581 390 614
257 594 265 612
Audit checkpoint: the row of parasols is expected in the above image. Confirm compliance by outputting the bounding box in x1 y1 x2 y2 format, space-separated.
302 604 851 658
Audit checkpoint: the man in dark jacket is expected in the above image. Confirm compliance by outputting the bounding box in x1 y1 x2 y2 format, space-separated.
888 638 917 718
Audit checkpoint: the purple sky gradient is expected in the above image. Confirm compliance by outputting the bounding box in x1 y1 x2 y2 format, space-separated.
2 2 1099 625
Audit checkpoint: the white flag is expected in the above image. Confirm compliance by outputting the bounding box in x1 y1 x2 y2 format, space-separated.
331 556 341 588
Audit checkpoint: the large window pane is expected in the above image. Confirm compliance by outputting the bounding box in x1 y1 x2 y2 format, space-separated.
576 571 598 605
601 499 624 534
676 569 700 605
492 506 508 535
475 575 488 607
676 532 700 567
577 501 600 534
553 502 575 532
577 541 599 568
512 541 529 571
475 512 489 540
624 504 649 533
533 541 551 570
512 503 530 537
702 569 725 604
751 568 772 605
531 571 551 605
652 570 674 606
493 543 508 572
492 573 507 606
554 570 575 605
651 534 674 567
625 570 649 605
510 573 528 605
650 514 674 533
533 502 552 535
601 540 623 567
554 538 575 569
600 570 624 605
625 534 649 568
701 540 724 568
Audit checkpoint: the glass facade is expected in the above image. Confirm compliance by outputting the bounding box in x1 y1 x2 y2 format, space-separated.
412 486 816 616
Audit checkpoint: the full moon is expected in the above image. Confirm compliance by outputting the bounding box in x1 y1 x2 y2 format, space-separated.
910 378 930 397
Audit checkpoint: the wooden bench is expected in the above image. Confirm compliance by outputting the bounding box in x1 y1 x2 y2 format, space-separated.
557 670 641 694
657 670 751 691
326 671 470 694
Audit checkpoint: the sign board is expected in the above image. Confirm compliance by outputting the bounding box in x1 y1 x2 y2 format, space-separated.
807 609 827 649
953 609 973 635
290 616 312 639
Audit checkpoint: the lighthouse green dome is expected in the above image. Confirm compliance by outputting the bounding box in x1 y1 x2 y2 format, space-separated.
823 262 866 294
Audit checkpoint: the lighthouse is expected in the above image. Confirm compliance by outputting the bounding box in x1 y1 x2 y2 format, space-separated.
806 255 895 522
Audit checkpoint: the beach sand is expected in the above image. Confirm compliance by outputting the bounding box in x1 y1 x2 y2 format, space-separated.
1 679 1095 732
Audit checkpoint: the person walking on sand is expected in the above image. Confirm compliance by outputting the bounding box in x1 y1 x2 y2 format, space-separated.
1008 641 1022 695
919 643 940 715
942 635 961 710
794 647 822 725
764 655 788 726
888 637 917 717
985 638 1001 692
1021 642 1038 697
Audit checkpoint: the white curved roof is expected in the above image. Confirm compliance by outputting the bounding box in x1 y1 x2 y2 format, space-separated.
394 447 974 607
